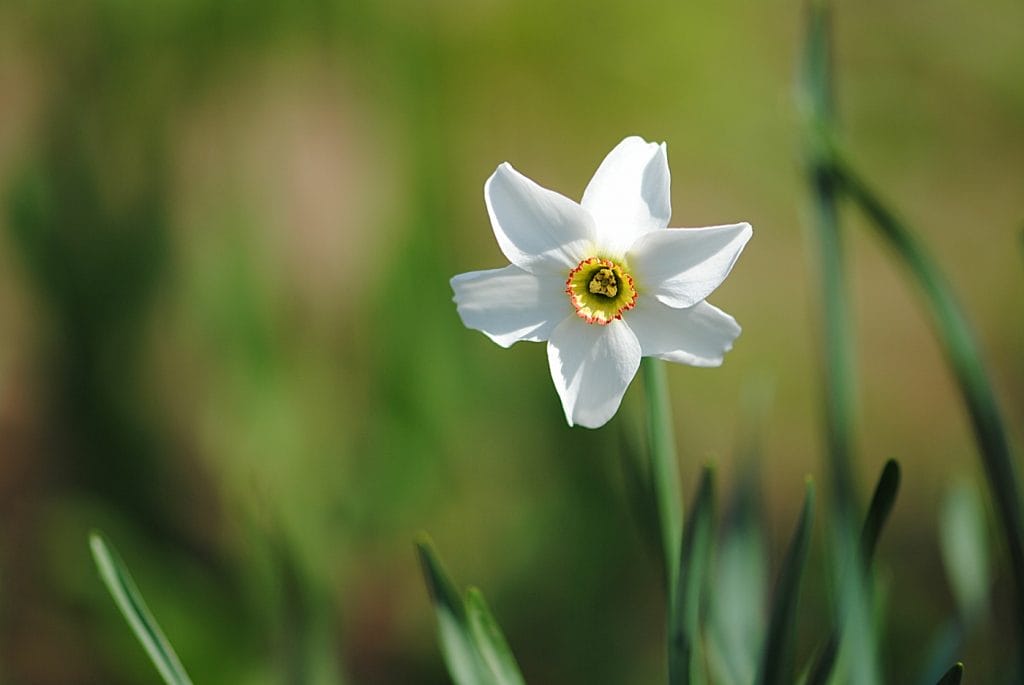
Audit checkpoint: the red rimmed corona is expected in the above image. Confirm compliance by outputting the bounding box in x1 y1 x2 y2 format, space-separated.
565 257 638 325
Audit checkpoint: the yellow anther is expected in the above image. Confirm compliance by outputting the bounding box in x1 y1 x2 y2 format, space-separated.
588 268 618 297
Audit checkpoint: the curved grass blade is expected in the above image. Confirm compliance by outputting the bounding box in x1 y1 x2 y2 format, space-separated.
935 662 964 685
756 479 815 685
832 153 1024 671
669 466 715 685
806 459 900 685
89 532 193 685
643 359 684 593
416 535 488 685
466 588 526 685
799 0 1021 672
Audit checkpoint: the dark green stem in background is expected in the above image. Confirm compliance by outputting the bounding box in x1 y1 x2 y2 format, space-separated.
802 0 858 522
800 3 878 682
808 160 858 517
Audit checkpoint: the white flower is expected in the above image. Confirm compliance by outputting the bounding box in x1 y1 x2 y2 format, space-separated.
451 136 752 429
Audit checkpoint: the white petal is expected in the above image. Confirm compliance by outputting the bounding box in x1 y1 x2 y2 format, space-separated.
581 136 671 256
546 316 642 428
626 298 741 367
485 163 596 274
451 265 569 348
627 222 752 309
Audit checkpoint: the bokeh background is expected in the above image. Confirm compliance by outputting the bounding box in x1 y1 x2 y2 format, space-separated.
0 0 1021 683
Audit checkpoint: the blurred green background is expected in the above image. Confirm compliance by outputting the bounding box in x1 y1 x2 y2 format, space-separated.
0 0 1021 682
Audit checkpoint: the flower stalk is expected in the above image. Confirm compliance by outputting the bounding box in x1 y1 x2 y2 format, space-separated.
800 3 879 682
643 358 684 592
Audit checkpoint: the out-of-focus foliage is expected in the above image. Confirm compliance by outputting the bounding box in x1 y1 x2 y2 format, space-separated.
0 0 1021 683
940 483 990 625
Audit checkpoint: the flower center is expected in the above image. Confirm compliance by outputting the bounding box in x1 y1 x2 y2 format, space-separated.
588 268 618 297
566 257 638 325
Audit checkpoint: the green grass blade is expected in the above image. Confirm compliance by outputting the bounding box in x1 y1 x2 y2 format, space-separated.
643 358 683 594
706 466 767 685
806 459 899 685
835 527 882 685
466 588 526 685
669 466 715 685
618 431 661 566
860 459 900 565
832 154 1024 669
935 662 964 685
756 479 815 685
88 532 193 685
415 535 488 685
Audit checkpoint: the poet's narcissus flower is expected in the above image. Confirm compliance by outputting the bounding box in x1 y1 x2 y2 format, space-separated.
451 136 752 429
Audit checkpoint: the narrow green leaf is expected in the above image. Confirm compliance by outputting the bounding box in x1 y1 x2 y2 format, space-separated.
806 459 900 685
935 662 964 685
756 479 815 685
466 588 526 685
618 431 661 565
706 465 767 685
415 535 488 685
643 358 683 593
834 526 882 685
669 466 715 685
860 459 900 564
89 532 193 685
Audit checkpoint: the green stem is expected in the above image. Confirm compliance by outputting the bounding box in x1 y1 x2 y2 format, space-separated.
802 0 858 520
808 161 858 518
643 358 683 593
800 5 878 682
